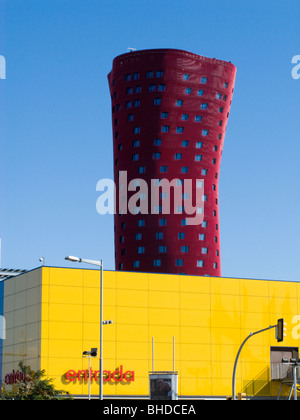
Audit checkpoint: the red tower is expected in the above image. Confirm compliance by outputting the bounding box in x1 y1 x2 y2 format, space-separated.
108 49 236 276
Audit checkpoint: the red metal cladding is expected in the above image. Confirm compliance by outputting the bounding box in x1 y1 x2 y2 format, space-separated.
108 49 236 276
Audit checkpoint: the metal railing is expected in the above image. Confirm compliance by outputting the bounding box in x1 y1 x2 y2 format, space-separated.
271 363 299 382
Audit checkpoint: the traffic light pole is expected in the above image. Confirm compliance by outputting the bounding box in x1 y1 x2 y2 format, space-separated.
232 324 277 400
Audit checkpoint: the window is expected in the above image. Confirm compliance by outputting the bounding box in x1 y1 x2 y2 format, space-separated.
149 84 156 92
159 245 167 253
199 233 205 241
156 232 163 240
195 154 202 162
196 141 203 148
181 114 189 121
213 145 218 152
185 87 192 94
153 152 161 159
132 72 139 80
201 77 207 84
138 246 145 254
124 74 131 81
181 246 189 253
181 166 189 173
120 235 124 243
132 153 139 161
176 99 183 106
212 158 216 164
184 73 190 80
161 112 168 119
213 262 218 269
154 98 162 105
133 140 140 148
161 125 169 133
134 126 141 134
135 233 142 240
138 166 146 174
182 140 189 147
125 101 132 109
160 166 168 173
133 99 140 107
126 87 132 94
133 260 140 268
216 92 222 99
202 221 208 228
223 95 227 101
202 129 209 136
127 114 134 121
159 219 167 226
214 236 218 243
118 144 123 151
158 84 166 91
219 107 224 113
178 232 185 239
153 259 161 267
202 247 208 254
200 103 208 110
201 169 208 176
181 219 188 226
138 219 145 227
134 86 141 93
119 263 123 270
195 115 202 122
176 126 184 133
218 134 222 140
175 153 182 160
176 259 183 267
197 260 204 267
154 139 162 146
147 71 154 78
198 89 204 96
156 70 164 78
218 120 223 127
224 82 228 88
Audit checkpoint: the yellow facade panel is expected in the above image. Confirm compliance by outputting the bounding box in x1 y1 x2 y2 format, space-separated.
179 275 210 294
3 267 300 399
180 292 210 311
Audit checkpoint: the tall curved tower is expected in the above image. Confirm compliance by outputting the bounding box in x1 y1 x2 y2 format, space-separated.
108 48 236 276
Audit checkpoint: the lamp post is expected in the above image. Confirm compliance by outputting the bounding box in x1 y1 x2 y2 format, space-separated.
65 256 112 400
82 348 98 400
282 358 300 400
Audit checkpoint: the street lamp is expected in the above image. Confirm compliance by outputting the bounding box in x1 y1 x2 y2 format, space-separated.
282 358 300 400
82 348 98 400
65 255 112 400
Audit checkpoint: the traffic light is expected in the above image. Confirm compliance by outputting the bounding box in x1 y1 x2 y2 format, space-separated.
276 318 287 342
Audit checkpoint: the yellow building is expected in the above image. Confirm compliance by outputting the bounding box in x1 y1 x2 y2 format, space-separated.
1 266 300 399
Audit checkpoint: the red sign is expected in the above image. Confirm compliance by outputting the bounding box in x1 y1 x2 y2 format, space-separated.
5 370 29 385
66 365 135 383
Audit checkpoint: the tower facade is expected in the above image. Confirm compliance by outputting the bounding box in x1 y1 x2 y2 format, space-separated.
108 49 236 276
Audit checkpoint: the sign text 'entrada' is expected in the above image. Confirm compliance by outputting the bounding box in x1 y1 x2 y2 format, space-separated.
66 365 135 383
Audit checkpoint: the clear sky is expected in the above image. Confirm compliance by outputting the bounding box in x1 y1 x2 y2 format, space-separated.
0 0 299 281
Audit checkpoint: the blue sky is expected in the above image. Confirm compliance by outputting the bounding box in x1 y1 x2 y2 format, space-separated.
0 0 299 281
